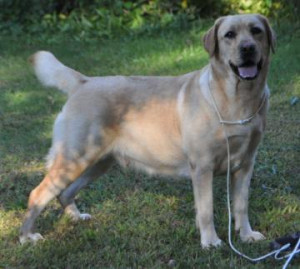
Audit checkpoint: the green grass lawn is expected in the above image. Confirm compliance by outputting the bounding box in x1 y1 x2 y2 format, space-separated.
0 21 299 268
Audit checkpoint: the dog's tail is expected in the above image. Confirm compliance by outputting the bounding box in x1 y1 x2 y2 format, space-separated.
30 51 88 96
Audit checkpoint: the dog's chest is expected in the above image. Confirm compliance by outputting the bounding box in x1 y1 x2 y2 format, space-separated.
213 121 263 173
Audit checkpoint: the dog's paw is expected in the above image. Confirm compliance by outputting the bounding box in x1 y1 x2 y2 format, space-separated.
241 231 265 242
70 213 92 222
201 237 222 249
78 213 92 221
19 233 44 245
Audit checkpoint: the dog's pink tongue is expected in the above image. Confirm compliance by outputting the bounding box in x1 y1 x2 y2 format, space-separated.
238 66 257 78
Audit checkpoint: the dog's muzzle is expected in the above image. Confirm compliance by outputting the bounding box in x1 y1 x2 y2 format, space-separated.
229 41 262 80
230 58 262 80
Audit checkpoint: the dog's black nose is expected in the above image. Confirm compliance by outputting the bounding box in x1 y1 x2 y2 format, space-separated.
240 42 256 58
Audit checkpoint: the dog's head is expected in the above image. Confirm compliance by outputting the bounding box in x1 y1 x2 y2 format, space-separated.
203 14 276 81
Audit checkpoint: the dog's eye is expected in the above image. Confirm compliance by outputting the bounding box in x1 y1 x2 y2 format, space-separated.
251 27 262 35
225 31 236 39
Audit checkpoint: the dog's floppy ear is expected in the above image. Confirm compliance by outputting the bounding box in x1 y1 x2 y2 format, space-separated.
257 14 276 54
203 17 224 57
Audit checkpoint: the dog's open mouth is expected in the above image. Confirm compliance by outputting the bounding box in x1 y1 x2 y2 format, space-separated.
230 59 263 80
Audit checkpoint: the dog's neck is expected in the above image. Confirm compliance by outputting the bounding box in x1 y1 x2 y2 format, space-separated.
208 58 269 120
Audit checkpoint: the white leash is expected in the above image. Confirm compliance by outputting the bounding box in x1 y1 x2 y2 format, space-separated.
208 84 300 268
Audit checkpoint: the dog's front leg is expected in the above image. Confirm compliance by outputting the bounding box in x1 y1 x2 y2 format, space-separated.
190 164 222 248
232 161 265 242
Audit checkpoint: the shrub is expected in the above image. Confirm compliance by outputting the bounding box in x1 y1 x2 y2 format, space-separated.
0 0 298 38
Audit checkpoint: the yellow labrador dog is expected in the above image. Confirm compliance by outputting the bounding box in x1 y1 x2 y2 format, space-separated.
20 14 275 248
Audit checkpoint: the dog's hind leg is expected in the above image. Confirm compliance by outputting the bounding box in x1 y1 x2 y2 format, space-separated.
19 151 103 244
58 156 113 221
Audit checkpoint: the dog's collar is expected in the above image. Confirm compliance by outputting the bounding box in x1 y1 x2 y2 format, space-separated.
208 83 268 126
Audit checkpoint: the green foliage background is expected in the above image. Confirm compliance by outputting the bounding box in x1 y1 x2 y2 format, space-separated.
0 0 298 39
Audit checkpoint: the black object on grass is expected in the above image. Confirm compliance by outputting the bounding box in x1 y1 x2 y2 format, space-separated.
270 231 300 252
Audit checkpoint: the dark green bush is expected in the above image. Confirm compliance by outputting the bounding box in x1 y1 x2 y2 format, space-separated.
0 0 298 38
